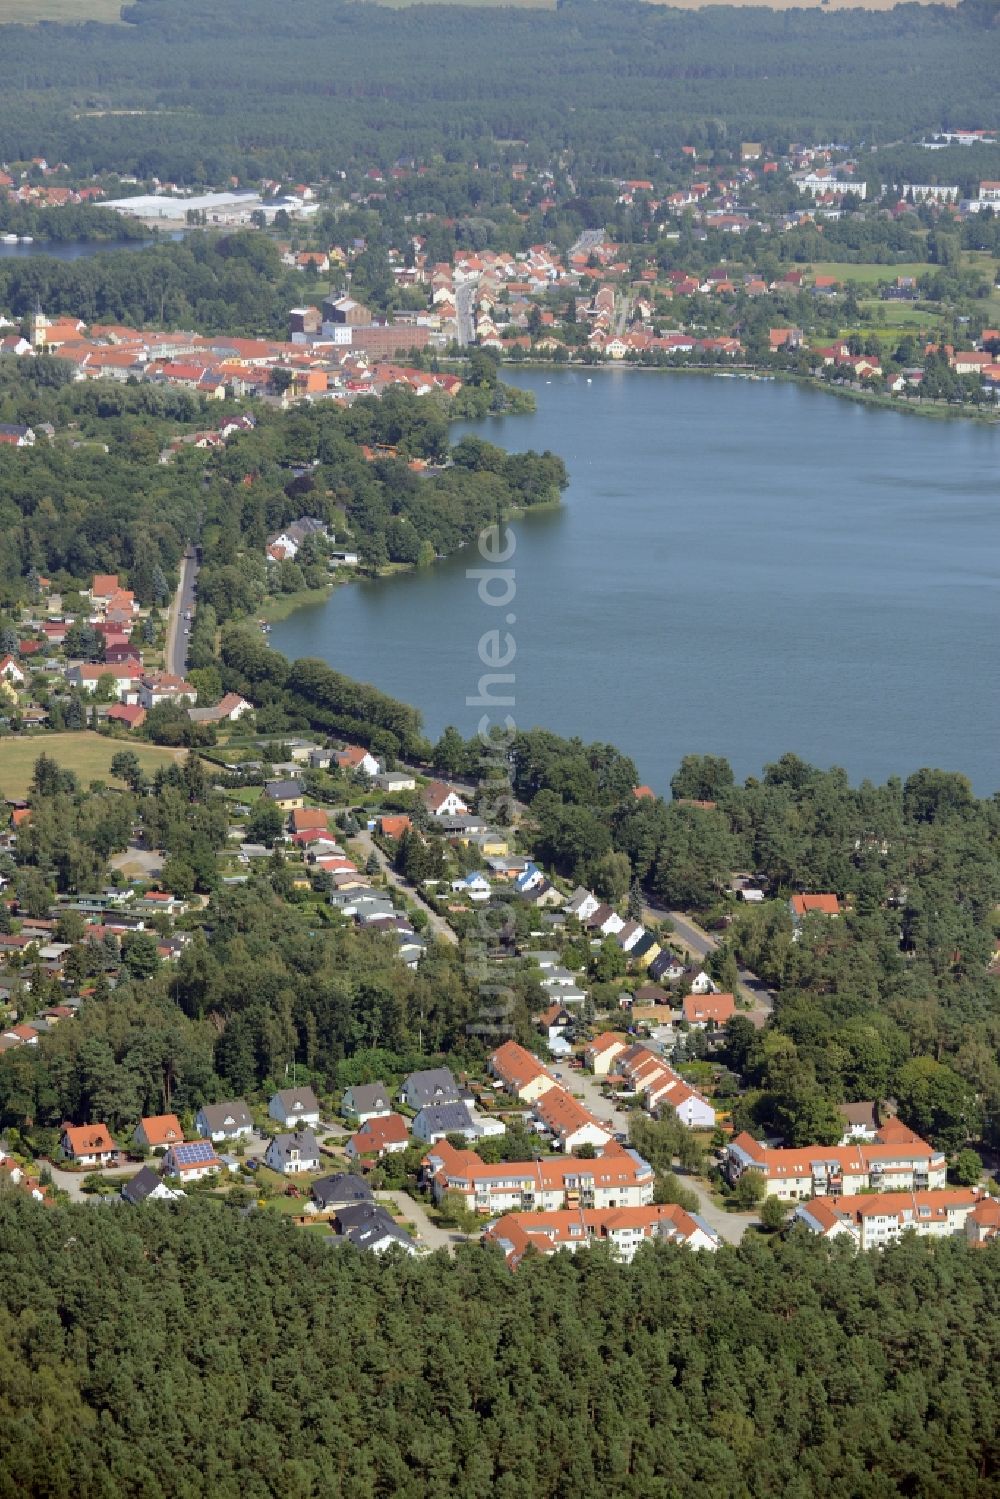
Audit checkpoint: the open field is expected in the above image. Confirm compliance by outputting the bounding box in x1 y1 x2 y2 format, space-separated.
808 261 932 286
0 732 184 799
0 0 123 21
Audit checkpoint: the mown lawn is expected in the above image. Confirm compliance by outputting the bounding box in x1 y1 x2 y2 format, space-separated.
0 731 184 799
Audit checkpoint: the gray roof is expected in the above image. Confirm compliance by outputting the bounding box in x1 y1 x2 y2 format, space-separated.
121 1165 167 1204
266 1131 321 1168
402 1067 462 1108
271 1086 320 1116
197 1099 253 1133
334 1202 414 1253
264 778 303 800
346 1082 392 1114
312 1173 374 1210
414 1102 479 1137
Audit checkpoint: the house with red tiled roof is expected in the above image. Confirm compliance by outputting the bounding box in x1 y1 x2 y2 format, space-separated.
378 815 412 841
138 673 196 709
0 654 25 685
795 1188 984 1251
107 703 146 731
134 1114 184 1150
726 1123 946 1201
333 744 381 778
289 807 329 835
422 780 469 818
585 1032 628 1075
61 1122 118 1166
532 1086 613 1152
966 1197 1000 1245
488 1040 557 1103
425 1137 654 1216
346 1113 410 1163
682 992 735 1027
790 893 841 921
484 1202 720 1268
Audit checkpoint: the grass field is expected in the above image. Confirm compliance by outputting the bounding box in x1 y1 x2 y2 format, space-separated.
808 261 932 286
0 0 123 21
0 732 184 799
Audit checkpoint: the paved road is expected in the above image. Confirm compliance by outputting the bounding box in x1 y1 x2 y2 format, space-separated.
353 829 459 946
455 281 476 347
165 547 198 678
642 907 775 1027
375 1190 466 1253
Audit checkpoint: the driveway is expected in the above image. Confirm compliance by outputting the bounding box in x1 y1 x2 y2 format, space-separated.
352 829 458 947
558 1066 758 1245
679 1174 758 1245
375 1190 466 1253
47 1161 141 1202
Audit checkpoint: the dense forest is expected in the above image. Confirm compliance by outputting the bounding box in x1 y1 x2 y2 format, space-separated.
0 232 310 335
0 358 566 627
1 1193 999 1498
0 0 997 186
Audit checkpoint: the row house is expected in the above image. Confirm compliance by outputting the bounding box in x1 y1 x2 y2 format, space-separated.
485 1201 720 1268
727 1120 946 1201
532 1086 613 1153
489 1039 557 1103
612 1044 716 1129
794 1189 984 1251
424 1139 655 1217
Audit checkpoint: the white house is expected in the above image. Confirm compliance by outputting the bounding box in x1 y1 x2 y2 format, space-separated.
342 1082 393 1125
0 655 25 685
268 1086 321 1129
162 1141 223 1181
411 1101 506 1146
61 1123 117 1166
265 1131 321 1174
423 781 469 818
451 872 492 902
195 1100 254 1142
565 887 601 923
585 1032 628 1076
375 770 417 793
334 745 382 778
121 1165 184 1205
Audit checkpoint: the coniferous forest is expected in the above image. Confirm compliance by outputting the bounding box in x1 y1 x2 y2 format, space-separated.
0 0 997 186
1 1192 999 1499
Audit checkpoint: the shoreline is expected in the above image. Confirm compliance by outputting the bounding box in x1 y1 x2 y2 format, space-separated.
451 359 1000 426
259 497 561 626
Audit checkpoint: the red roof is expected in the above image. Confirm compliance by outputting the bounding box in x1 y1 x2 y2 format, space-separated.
682 992 735 1025
791 893 840 917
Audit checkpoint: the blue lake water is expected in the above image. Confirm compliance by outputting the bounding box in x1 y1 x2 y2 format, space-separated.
272 369 1000 793
0 232 183 262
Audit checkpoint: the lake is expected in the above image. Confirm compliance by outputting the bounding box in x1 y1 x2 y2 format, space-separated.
271 369 1000 794
0 231 184 262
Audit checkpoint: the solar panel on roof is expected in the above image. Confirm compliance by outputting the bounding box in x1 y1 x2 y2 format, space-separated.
174 1141 216 1164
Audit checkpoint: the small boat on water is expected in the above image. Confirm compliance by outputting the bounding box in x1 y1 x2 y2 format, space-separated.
1 234 18 245
19 235 33 244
